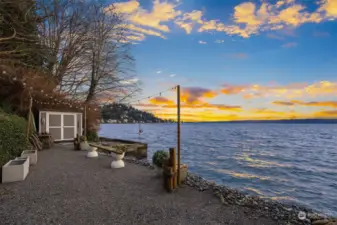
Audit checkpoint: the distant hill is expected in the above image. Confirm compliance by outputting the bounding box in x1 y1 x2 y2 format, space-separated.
101 103 174 123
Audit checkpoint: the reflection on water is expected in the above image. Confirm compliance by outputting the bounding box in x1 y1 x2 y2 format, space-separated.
215 169 272 181
235 153 293 168
99 123 337 215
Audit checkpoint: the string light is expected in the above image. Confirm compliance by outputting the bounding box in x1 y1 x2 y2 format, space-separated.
6 75 177 112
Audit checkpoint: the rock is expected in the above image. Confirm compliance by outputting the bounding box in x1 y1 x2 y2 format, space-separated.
308 213 328 221
312 219 331 225
327 222 337 225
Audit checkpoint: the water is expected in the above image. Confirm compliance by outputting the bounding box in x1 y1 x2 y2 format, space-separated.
99 123 337 215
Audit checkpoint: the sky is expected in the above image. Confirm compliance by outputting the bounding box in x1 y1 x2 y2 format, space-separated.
107 0 337 122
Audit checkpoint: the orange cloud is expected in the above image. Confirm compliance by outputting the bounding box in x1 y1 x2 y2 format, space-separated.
220 81 337 99
149 96 175 105
181 87 218 104
162 103 241 111
221 84 247 95
314 110 337 117
148 104 337 122
273 100 337 108
110 0 337 40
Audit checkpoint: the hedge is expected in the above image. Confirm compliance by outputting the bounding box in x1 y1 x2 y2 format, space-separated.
0 110 30 167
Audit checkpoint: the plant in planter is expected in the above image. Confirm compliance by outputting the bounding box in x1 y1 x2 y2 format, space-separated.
79 136 90 151
152 150 169 176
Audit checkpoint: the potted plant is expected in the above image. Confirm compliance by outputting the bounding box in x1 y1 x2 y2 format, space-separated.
79 136 90 151
152 150 169 177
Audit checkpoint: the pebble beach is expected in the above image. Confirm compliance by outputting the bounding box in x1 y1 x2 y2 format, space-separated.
0 144 335 225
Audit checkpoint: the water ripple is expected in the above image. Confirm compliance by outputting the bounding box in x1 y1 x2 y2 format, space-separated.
99 123 337 216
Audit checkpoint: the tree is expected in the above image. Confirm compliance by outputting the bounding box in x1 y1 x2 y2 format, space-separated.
36 1 140 104
37 0 91 83
0 0 47 70
82 4 139 103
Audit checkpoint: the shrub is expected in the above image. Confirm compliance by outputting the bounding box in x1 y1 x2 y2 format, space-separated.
0 111 30 166
86 130 99 142
80 135 87 142
152 150 169 168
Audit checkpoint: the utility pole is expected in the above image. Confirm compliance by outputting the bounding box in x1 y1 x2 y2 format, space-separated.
177 85 181 186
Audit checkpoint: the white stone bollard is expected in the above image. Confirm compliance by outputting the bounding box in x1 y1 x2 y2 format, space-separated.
111 152 125 169
86 147 98 158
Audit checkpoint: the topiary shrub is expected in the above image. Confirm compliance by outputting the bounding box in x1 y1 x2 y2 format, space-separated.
0 111 30 167
86 130 99 142
152 150 169 168
80 135 87 142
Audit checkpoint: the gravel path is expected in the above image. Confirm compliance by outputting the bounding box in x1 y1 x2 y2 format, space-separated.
0 144 290 225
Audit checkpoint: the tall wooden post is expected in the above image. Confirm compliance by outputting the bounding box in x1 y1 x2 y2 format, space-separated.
169 147 177 189
26 93 33 141
177 85 181 186
84 105 87 136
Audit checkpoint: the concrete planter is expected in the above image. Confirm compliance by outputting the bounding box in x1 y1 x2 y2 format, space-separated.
2 157 29 183
86 147 98 158
80 141 90 151
21 150 38 165
111 152 125 169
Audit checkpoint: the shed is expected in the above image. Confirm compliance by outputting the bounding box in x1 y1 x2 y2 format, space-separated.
39 111 83 141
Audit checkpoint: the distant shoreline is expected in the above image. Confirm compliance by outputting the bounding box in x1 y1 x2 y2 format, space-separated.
101 119 337 124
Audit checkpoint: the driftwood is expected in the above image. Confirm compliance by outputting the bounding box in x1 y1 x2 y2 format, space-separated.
29 133 42 151
89 143 124 155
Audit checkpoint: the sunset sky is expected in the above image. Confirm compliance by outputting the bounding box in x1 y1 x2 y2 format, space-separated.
108 0 337 122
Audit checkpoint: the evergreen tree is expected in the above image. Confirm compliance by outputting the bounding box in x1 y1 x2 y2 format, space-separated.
0 0 47 68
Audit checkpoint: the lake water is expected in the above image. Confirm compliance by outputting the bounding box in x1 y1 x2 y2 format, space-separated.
99 123 337 215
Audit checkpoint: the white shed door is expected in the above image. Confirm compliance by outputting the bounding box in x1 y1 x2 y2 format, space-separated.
63 114 76 140
47 113 77 141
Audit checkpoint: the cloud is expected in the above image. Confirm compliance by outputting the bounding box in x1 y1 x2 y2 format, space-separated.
175 10 203 34
215 39 224 43
193 0 335 37
273 100 337 108
119 78 139 84
199 40 207 44
227 53 248 59
181 87 218 104
314 110 337 117
266 33 285 40
220 81 337 99
126 24 166 39
221 84 247 95
318 0 337 18
156 70 162 74
109 0 181 42
169 74 176 77
149 96 175 105
111 0 337 40
282 42 298 48
162 103 241 111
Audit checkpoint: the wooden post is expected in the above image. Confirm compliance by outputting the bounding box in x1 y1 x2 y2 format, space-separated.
177 85 181 186
169 148 177 189
26 94 33 141
84 105 87 136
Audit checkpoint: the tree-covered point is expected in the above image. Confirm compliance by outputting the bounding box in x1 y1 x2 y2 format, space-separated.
101 103 175 123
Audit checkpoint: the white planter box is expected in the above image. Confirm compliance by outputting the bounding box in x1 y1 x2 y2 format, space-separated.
2 157 29 183
80 142 90 151
21 150 38 165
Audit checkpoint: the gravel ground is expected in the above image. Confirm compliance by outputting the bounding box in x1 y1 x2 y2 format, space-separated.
0 144 295 225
